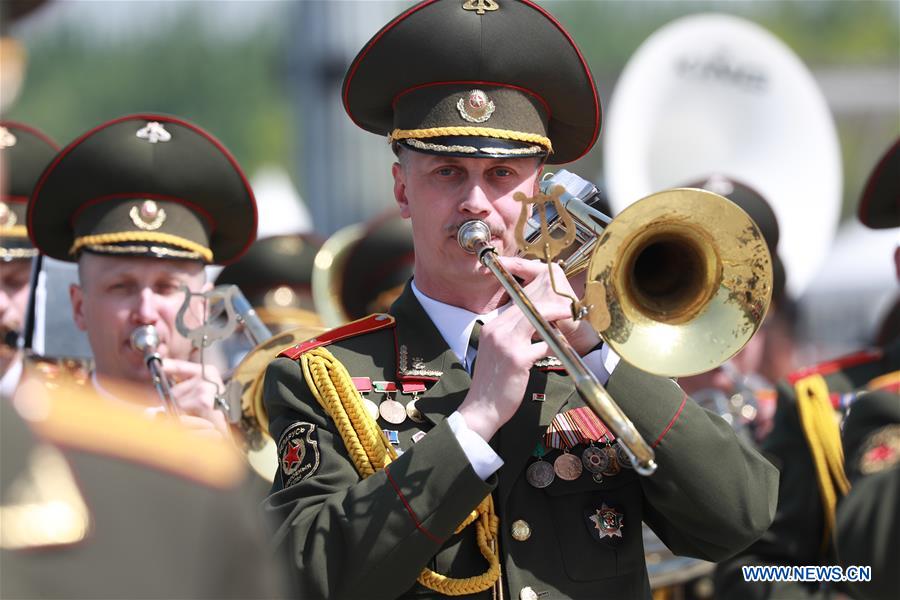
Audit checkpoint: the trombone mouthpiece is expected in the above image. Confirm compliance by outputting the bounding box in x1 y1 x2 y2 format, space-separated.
130 325 160 354
457 220 492 254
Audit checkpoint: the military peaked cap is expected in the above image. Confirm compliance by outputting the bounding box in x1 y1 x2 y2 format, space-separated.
857 138 899 229
0 121 58 261
216 233 323 326
343 0 601 164
28 114 256 264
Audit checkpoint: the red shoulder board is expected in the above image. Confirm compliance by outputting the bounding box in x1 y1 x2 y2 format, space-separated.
867 370 900 394
278 314 395 360
788 349 883 385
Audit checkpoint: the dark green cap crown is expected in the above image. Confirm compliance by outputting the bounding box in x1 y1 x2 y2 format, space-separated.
28 114 256 265
0 121 58 260
343 0 601 164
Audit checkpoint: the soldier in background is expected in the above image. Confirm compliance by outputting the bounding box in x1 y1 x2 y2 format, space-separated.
1 374 287 599
0 122 58 397
834 139 899 600
714 139 899 599
26 113 257 436
312 210 414 327
216 233 323 334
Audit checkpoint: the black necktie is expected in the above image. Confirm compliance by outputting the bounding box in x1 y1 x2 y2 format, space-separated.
467 320 483 374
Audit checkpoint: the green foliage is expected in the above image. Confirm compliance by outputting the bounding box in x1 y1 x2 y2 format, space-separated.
7 6 293 174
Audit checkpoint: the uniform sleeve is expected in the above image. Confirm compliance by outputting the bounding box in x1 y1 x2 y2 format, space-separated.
604 362 779 562
261 357 495 600
835 390 900 600
836 468 900 600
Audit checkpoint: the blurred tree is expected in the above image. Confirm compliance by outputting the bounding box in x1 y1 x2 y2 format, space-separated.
6 5 293 175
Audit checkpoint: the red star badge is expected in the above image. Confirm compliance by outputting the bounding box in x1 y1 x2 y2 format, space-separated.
282 441 302 474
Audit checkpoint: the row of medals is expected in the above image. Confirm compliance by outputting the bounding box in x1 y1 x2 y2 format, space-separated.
526 442 633 488
361 384 633 487
364 391 425 425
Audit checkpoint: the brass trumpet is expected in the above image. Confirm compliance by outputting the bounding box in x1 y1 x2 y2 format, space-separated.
459 171 773 476
130 324 180 417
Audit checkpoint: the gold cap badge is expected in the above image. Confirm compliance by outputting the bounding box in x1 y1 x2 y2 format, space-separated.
462 0 499 16
457 89 495 123
129 200 167 230
0 126 17 149
0 202 15 228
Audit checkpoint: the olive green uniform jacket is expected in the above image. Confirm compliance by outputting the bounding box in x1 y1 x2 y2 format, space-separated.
715 339 900 599
836 389 900 600
1 383 287 599
263 285 778 600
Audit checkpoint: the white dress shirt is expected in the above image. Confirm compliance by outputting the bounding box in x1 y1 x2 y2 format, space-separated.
411 280 620 481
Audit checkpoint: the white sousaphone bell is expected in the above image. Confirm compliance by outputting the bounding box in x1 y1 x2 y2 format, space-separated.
603 13 842 299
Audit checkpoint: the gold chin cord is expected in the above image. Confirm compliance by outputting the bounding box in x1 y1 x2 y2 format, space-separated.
458 174 774 476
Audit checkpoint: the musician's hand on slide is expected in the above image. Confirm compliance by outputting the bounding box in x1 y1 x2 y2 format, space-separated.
161 359 230 438
458 256 599 442
498 256 600 355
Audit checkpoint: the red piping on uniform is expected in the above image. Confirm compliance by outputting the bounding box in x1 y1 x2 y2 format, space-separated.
653 393 687 448
392 81 552 119
787 349 883 385
384 465 443 544
0 120 60 150
2 194 29 204
342 0 440 126
68 192 218 232
27 113 257 263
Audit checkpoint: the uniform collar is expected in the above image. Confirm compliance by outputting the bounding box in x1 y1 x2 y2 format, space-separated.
410 279 508 366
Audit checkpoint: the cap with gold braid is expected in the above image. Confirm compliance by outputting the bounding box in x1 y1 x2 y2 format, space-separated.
312 211 414 327
342 0 601 164
215 233 324 330
0 122 58 261
27 114 256 265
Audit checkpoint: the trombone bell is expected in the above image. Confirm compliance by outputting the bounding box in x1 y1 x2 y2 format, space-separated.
586 188 772 377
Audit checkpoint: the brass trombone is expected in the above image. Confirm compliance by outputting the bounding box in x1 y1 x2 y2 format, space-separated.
459 171 773 476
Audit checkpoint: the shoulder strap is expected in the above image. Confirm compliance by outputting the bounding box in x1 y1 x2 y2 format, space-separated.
278 314 395 360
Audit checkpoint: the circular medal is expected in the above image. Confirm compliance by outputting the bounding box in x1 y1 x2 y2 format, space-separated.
601 446 621 477
592 472 604 484
363 399 380 421
581 445 610 474
553 452 583 481
615 443 634 469
405 399 425 423
525 460 555 488
379 399 407 425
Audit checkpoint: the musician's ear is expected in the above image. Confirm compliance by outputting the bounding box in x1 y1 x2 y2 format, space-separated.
70 283 87 332
533 158 545 195
393 161 411 218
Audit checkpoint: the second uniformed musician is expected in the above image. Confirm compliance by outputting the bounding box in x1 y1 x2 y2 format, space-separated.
26 114 257 435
